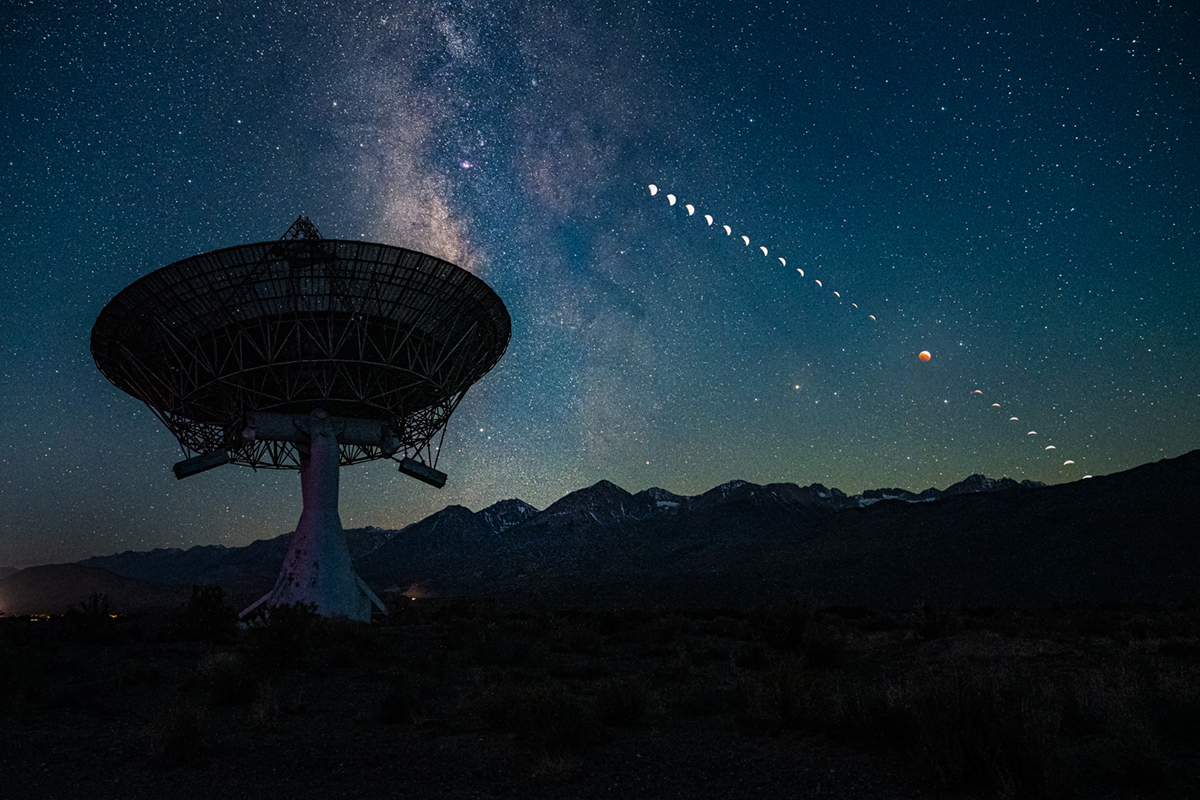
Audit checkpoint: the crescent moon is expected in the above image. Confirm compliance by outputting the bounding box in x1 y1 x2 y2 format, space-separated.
648 184 658 196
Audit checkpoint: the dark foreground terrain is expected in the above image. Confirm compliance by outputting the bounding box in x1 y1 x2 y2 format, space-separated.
2 593 1199 799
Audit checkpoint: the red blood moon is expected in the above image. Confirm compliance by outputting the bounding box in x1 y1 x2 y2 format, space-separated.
918 350 932 362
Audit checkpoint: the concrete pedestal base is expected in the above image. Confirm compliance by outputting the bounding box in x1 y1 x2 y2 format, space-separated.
242 411 384 621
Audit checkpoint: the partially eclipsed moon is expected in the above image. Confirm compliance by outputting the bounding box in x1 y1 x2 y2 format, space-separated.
918 350 931 362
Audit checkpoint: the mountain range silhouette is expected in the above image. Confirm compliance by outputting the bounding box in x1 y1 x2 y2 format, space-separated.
2 451 1196 614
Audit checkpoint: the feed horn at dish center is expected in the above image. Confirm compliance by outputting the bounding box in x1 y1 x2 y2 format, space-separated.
91 216 511 621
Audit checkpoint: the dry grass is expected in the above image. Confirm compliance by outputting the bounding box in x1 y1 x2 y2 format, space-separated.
2 600 1198 797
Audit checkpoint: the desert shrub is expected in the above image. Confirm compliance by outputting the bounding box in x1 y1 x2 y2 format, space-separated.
146 700 206 763
0 641 46 709
1144 660 1200 743
800 614 846 668
820 674 903 740
744 603 846 666
377 670 421 725
453 622 536 668
735 655 825 731
432 596 501 629
530 752 581 783
637 614 690 648
688 636 732 664
464 679 597 754
306 616 390 669
248 681 281 728
893 663 1064 797
547 656 607 681
912 601 963 641
1082 723 1171 792
243 602 318 668
172 585 238 644
546 618 603 654
65 592 117 641
667 677 738 717
696 613 749 639
747 603 812 652
732 642 771 671
594 675 651 726
1061 664 1143 736
196 651 257 705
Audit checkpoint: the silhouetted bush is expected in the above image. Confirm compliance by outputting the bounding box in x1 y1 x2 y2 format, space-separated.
594 675 651 726
247 680 281 728
893 663 1064 796
243 602 318 668
196 651 257 705
0 640 45 710
736 655 824 731
377 670 421 725
731 642 770 670
913 601 963 640
146 700 206 764
172 585 238 644
747 603 812 651
800 614 846 668
546 617 603 654
464 679 598 754
65 592 117 641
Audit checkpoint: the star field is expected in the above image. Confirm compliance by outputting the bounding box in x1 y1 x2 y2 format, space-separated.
1 0 1198 566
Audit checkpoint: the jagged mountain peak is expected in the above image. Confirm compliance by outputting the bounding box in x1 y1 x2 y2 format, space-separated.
943 474 1045 496
633 487 686 506
542 480 634 514
479 498 540 534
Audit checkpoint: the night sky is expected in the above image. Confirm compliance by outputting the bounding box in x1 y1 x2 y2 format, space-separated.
2 0 1198 567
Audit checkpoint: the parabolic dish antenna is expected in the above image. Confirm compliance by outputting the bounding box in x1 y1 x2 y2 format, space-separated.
91 216 511 620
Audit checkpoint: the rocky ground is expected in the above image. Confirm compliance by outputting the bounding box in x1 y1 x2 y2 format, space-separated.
2 595 1199 799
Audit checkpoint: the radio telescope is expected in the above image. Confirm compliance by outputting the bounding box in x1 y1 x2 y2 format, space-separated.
91 217 511 621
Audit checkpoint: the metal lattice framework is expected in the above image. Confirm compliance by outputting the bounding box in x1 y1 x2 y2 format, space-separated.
91 218 510 470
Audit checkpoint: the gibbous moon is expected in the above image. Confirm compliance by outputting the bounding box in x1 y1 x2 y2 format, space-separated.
918 350 931 362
